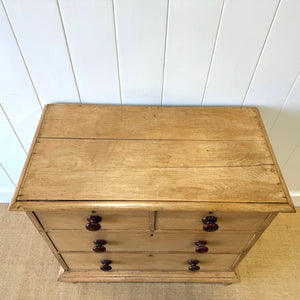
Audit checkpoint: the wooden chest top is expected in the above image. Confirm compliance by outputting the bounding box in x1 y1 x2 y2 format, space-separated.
10 104 294 212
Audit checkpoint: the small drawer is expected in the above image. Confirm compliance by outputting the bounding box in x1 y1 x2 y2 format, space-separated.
62 252 238 272
156 211 269 231
48 230 254 253
35 211 149 230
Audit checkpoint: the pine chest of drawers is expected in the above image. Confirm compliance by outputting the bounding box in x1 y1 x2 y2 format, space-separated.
9 104 295 283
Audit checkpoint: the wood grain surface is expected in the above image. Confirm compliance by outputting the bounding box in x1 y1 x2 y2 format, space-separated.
10 104 294 212
62 252 237 272
48 230 254 253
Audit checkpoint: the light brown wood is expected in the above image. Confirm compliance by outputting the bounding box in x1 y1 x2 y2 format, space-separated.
36 211 149 230
254 108 295 212
231 212 278 270
149 211 156 232
48 230 254 253
9 105 49 211
28 138 274 168
26 212 69 270
58 267 239 283
62 252 238 272
9 104 295 283
3 204 300 293
17 165 285 202
42 104 262 140
36 211 266 231
9 200 295 212
156 211 269 231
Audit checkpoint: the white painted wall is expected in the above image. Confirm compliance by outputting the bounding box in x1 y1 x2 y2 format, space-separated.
0 0 299 206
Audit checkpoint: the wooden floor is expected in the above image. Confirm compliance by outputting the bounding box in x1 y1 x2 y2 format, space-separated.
1 204 299 300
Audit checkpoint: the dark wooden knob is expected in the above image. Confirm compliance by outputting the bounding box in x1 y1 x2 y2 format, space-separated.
94 239 106 245
188 259 200 271
87 215 102 223
195 240 207 246
195 240 208 253
202 216 219 232
188 265 200 271
93 240 107 252
85 215 102 231
100 259 112 271
85 222 101 231
202 216 217 224
93 245 106 252
188 259 199 265
100 265 112 271
101 259 112 265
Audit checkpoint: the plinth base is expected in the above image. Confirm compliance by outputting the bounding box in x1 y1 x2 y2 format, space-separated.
58 267 240 283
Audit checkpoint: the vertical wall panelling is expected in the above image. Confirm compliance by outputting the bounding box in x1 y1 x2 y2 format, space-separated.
269 74 300 167
162 0 223 105
0 163 15 202
244 0 300 130
58 0 120 104
282 143 300 193
0 2 41 151
0 107 26 185
2 0 80 105
202 0 279 105
114 0 168 105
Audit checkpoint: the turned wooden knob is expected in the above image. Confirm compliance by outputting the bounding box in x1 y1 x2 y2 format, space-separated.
100 259 112 271
188 259 200 271
195 240 209 253
93 239 107 252
202 216 219 232
85 215 102 231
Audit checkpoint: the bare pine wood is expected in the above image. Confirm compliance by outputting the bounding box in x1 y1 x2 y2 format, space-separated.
9 104 295 283
254 109 295 211
10 104 293 211
18 165 284 202
37 211 267 231
42 104 263 140
62 252 237 272
156 211 269 231
9 200 295 213
36 211 149 230
149 211 156 232
26 212 69 270
48 230 254 253
29 138 274 168
9 105 49 211
58 267 239 283
231 212 278 270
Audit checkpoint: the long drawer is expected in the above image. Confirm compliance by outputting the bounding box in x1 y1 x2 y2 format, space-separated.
62 252 238 272
49 230 254 253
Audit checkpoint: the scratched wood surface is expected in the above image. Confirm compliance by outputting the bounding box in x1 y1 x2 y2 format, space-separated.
11 104 293 210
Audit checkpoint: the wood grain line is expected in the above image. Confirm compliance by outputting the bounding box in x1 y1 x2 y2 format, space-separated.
149 211 156 232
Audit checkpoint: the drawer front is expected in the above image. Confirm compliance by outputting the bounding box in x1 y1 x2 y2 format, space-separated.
156 211 268 231
49 230 254 253
62 252 238 271
36 211 148 230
